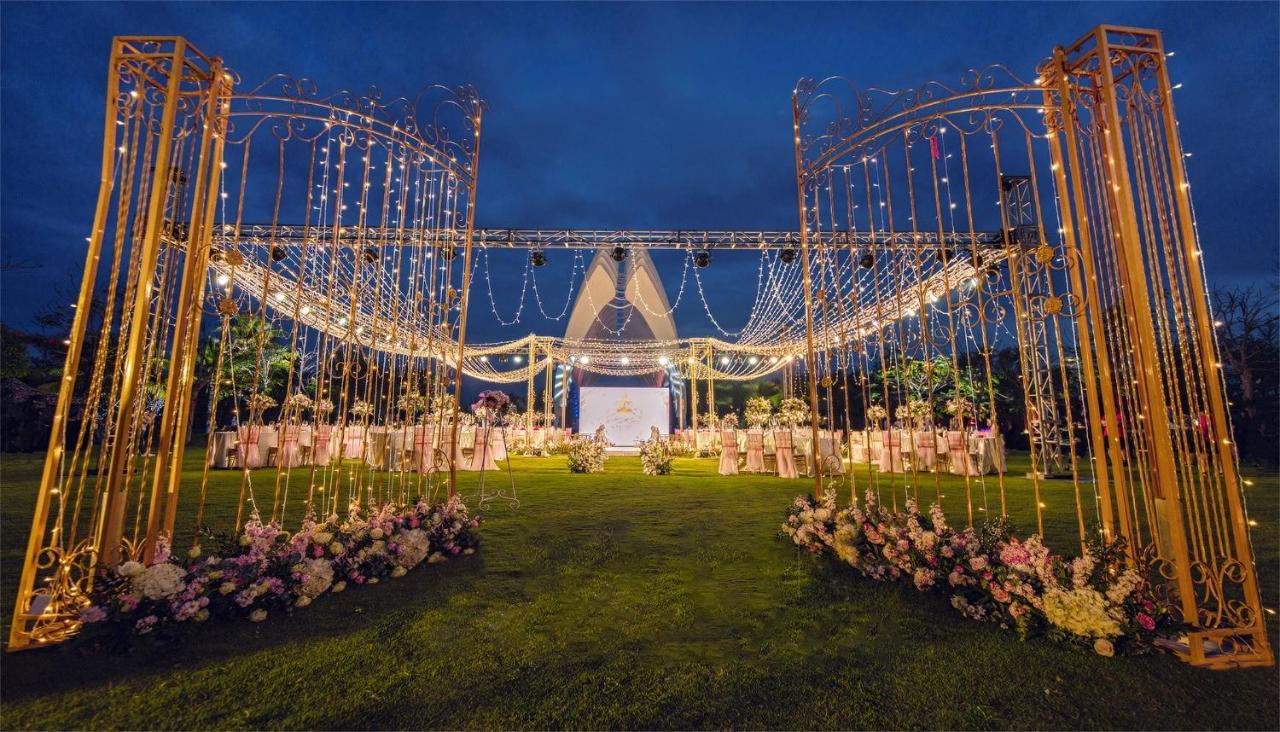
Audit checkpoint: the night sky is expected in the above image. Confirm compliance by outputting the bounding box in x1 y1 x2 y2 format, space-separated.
2 1 1276 344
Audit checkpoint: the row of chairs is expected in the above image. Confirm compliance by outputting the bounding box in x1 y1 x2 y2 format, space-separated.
716 430 831 479
232 424 493 473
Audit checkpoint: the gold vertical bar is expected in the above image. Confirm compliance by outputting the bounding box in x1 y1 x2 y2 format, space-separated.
99 38 189 567
144 59 227 559
447 105 483 499
1090 28 1199 626
791 92 824 497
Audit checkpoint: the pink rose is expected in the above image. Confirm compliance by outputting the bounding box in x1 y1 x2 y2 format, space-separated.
1136 612 1156 631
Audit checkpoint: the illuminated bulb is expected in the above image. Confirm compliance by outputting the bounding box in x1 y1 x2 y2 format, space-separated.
215 274 230 286
658 356 670 366
748 356 759 364
300 305 311 316
579 355 590 365
719 356 730 366
620 356 630 365
273 291 286 302
512 355 522 364
1248 519 1258 527
770 356 779 364
479 355 488 362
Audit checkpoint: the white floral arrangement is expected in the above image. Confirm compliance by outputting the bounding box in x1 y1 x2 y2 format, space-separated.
719 411 740 429
779 397 809 427
895 400 932 429
349 400 373 418
398 393 427 415
566 437 607 473
314 398 334 415
639 438 673 475
744 397 773 428
865 404 888 426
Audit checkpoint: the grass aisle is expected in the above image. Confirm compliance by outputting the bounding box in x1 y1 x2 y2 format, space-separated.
1 452 1277 729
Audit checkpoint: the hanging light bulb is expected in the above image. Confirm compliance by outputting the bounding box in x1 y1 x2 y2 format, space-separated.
270 245 287 263
620 356 630 365
779 247 797 264
693 250 711 267
658 356 670 366
859 253 875 269
531 250 546 267
610 246 627 262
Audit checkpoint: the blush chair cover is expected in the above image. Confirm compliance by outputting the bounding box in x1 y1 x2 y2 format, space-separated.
411 425 436 472
278 424 303 468
879 430 905 473
912 431 938 472
745 430 766 472
312 425 333 465
237 425 263 470
773 430 799 479
947 431 978 476
467 427 500 471
718 429 740 475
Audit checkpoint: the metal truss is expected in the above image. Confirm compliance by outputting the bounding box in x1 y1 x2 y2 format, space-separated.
212 225 1007 250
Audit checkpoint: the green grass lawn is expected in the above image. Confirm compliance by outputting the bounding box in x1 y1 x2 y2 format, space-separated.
1 450 1277 730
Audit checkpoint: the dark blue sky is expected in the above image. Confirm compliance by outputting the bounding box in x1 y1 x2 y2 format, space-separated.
3 2 1276 343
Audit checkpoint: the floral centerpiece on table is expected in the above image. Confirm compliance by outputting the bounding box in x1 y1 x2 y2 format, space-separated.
865 404 888 428
314 398 334 417
398 393 427 418
566 436 607 473
349 400 373 419
744 397 773 428
639 438 674 475
76 495 481 645
782 489 1177 656
471 390 512 427
779 397 809 427
944 397 975 428
284 393 313 414
895 399 932 429
247 393 277 414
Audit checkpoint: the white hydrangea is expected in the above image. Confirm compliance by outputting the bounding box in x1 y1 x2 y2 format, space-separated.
133 562 187 600
1042 587 1121 638
394 529 430 568
300 557 334 598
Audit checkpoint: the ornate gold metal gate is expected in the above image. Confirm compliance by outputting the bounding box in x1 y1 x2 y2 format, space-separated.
792 24 1271 668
